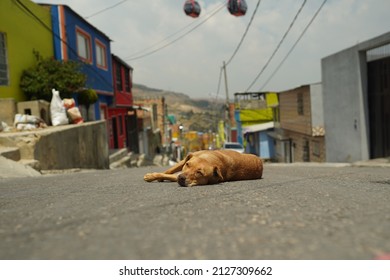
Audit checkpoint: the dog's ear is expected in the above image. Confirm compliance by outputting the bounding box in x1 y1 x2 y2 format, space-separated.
183 153 193 163
213 166 223 182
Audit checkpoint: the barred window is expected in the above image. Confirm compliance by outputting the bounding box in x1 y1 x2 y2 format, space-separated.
0 33 9 86
297 92 304 115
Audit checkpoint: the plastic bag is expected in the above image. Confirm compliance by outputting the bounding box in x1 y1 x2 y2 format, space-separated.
50 89 69 126
63 98 76 109
67 107 83 124
14 114 47 131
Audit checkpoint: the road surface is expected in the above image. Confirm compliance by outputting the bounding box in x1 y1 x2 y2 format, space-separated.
0 164 389 259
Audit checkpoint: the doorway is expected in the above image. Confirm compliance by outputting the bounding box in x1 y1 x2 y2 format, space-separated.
367 56 390 158
112 117 119 149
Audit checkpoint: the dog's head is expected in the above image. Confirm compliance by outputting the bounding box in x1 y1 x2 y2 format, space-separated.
178 153 223 187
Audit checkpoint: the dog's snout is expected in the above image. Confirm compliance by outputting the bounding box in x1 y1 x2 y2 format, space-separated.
178 174 187 187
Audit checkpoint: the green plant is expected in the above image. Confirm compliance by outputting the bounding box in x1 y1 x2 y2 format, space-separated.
77 88 98 121
20 52 86 101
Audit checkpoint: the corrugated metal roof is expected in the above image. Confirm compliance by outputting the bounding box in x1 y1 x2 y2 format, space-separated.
367 43 390 62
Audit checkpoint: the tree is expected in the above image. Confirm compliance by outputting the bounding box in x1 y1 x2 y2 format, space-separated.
20 52 86 101
77 88 98 121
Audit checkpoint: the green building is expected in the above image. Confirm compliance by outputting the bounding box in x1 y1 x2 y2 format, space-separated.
0 0 53 102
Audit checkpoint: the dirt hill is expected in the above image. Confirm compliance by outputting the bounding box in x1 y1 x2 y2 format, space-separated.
133 84 224 133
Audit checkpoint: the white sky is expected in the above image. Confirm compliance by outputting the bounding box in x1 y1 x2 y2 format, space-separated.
35 0 390 99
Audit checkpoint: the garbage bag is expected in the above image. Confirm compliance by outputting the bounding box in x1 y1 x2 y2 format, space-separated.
50 88 69 126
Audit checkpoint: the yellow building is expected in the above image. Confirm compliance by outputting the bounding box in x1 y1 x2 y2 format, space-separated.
0 0 54 101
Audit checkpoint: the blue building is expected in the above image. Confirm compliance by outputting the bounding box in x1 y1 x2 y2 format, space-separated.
48 4 113 120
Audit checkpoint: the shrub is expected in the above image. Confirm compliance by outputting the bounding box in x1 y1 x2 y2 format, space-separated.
20 52 86 101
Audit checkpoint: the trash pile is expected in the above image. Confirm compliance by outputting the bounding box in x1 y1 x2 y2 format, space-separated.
50 88 83 126
0 88 84 133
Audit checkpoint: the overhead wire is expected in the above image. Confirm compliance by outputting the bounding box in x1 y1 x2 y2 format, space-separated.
123 2 226 60
85 0 129 19
215 0 262 104
259 0 328 90
245 0 307 91
215 67 223 97
125 2 226 61
225 0 262 66
13 0 114 89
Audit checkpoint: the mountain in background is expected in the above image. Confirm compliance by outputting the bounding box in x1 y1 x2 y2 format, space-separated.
133 84 224 133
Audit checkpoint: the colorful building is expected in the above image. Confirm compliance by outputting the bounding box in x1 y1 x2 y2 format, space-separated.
0 0 54 102
234 92 278 159
109 54 137 151
48 4 114 121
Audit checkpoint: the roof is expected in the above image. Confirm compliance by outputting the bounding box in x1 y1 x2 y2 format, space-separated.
112 54 133 70
40 4 112 41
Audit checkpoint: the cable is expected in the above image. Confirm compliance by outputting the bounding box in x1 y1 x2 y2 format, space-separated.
85 0 128 19
245 0 307 92
259 0 327 90
13 0 114 90
225 0 262 66
123 4 213 60
216 67 223 98
125 2 226 61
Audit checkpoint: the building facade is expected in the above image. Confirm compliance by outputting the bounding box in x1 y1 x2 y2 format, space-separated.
109 54 136 151
322 31 390 162
234 92 278 159
272 83 325 163
0 0 54 102
133 97 168 157
49 4 114 121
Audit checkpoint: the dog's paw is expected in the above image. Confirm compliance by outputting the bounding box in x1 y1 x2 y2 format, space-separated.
144 173 157 182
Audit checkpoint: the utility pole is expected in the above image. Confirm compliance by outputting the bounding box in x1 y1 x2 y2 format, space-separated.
222 61 231 142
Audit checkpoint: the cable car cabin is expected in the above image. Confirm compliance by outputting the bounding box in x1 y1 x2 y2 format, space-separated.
184 0 201 18
227 0 248 16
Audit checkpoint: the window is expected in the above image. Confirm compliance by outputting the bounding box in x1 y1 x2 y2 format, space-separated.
302 139 310 162
118 115 123 135
76 28 92 63
297 92 304 115
152 104 158 123
95 39 107 69
0 32 9 86
124 69 130 92
115 63 123 91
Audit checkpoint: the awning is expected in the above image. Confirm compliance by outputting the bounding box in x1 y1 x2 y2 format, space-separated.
242 122 274 134
130 105 151 112
267 131 290 141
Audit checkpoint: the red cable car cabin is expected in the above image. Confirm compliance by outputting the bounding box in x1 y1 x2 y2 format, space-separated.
227 0 248 16
184 0 201 18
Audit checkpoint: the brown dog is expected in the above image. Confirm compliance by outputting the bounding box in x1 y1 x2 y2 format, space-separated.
144 150 263 187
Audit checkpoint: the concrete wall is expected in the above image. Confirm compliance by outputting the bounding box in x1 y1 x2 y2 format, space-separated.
0 121 109 170
322 46 368 163
0 98 17 125
309 83 324 129
321 31 390 163
17 100 51 124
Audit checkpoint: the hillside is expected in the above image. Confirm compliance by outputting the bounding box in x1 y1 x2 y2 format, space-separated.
133 84 224 133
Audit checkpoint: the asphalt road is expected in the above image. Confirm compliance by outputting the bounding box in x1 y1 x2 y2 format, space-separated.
0 164 389 260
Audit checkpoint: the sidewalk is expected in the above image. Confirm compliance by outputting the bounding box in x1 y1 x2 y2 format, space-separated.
352 157 390 167
0 156 41 179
